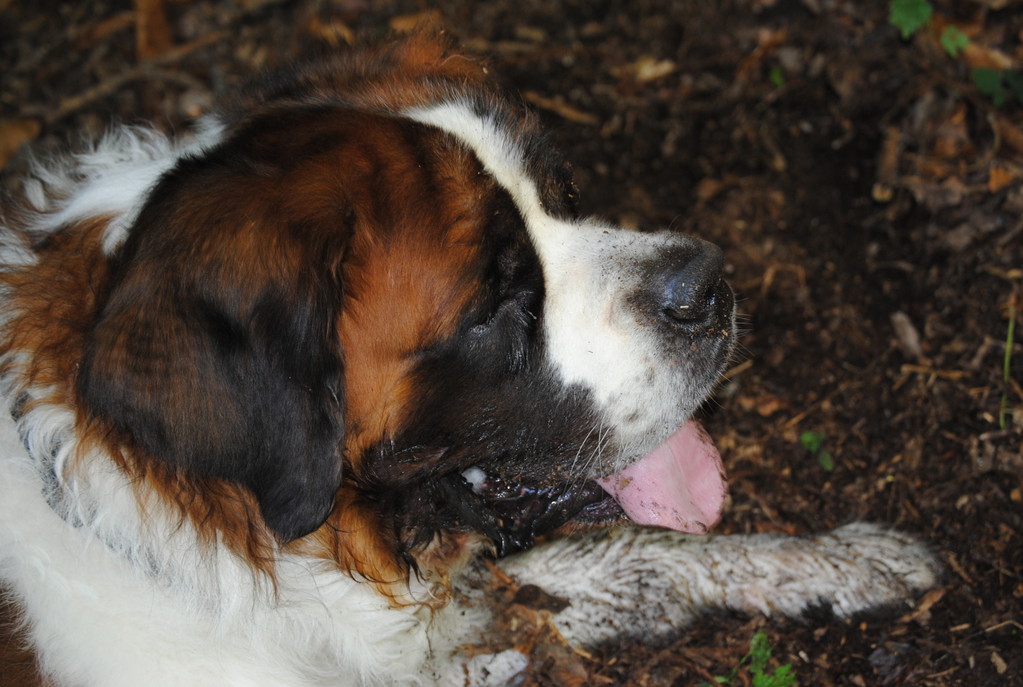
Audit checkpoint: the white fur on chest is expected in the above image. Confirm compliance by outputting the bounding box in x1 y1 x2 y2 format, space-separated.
0 410 454 687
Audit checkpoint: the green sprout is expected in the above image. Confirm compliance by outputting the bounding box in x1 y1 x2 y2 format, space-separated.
971 68 1023 108
889 0 932 40
769 66 786 88
974 67 1008 107
940 25 969 57
702 631 798 687
889 0 971 58
1006 71 1023 102
799 430 835 471
888 0 1023 107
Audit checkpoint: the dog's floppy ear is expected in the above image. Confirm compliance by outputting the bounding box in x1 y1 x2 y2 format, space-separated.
78 151 349 543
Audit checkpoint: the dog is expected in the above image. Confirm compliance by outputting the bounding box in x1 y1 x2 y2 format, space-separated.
0 35 939 686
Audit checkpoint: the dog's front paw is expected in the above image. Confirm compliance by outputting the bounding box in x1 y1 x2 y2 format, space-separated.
804 522 941 616
723 522 941 619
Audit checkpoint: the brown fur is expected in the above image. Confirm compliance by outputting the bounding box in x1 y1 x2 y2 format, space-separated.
0 596 45 687
0 99 503 593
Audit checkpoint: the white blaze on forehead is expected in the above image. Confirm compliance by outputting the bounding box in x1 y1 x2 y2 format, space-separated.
406 101 710 469
406 102 566 252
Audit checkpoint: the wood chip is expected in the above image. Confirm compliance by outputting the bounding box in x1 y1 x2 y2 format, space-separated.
891 311 924 360
872 126 901 203
991 651 1008 675
306 16 355 47
133 0 174 60
514 26 547 43
389 10 443 33
962 42 1015 70
633 57 677 83
612 57 678 84
742 394 785 416
898 586 946 624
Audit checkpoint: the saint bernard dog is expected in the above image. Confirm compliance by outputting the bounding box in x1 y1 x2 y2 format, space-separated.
0 34 939 687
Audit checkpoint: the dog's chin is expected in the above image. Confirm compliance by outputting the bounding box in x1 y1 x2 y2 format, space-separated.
446 418 727 557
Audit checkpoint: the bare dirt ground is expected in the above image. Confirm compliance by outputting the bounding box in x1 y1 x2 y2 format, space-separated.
1 1 1020 685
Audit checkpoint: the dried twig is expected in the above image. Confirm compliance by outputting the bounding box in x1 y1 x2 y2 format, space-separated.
22 30 227 126
523 92 599 126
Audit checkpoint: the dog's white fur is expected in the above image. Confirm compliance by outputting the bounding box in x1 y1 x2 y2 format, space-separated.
0 103 940 687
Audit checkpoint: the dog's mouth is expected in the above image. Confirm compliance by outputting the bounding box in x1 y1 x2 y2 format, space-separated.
441 421 728 557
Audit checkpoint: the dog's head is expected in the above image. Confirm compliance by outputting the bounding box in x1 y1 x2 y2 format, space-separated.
5 35 735 584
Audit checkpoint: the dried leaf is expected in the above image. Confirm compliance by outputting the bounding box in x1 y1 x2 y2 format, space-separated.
988 165 1018 193
963 42 1014 71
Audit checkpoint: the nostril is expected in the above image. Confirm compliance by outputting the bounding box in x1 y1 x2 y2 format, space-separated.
656 240 724 327
662 279 718 323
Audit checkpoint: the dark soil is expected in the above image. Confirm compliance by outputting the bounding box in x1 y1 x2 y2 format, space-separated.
2 1 1021 685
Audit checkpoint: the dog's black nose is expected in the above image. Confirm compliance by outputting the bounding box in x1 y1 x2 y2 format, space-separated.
655 239 728 329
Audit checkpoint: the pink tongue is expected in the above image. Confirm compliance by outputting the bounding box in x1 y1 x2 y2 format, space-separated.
597 421 727 534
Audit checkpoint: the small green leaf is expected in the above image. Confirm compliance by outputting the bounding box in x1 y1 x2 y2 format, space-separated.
973 67 1007 106
748 631 772 673
769 66 786 88
1005 70 1023 103
799 430 825 453
939 26 969 57
754 663 798 687
778 670 795 686
889 0 933 40
818 450 835 471
709 632 800 687
701 677 731 687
